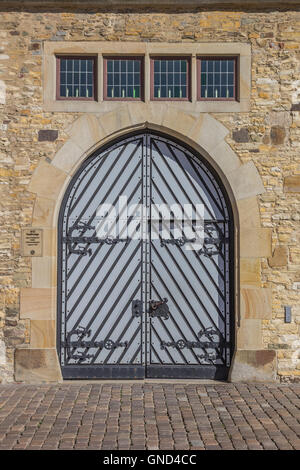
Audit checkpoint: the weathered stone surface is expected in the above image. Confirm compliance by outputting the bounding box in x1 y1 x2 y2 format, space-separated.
291 103 300 111
188 114 229 152
230 350 277 382
31 257 55 288
232 128 249 143
65 114 105 153
32 197 55 228
15 349 62 383
268 245 288 267
20 288 54 320
51 140 83 174
284 175 300 193
227 161 265 201
30 320 55 348
270 125 285 145
241 287 272 319
240 227 272 257
237 319 263 349
240 258 262 286
28 161 68 200
237 197 261 228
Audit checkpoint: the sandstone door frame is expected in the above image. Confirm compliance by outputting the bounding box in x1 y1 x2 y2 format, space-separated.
17 108 275 383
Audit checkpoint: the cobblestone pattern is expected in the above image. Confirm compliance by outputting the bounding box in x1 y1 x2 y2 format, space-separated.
0 383 299 450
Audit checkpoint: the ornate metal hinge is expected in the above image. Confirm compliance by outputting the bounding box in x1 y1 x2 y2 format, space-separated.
149 298 170 320
160 327 228 363
64 326 93 362
62 326 128 363
160 237 196 247
63 221 130 256
132 299 143 317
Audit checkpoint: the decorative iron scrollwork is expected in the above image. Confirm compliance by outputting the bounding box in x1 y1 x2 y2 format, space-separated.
63 221 130 256
64 326 93 362
160 327 228 364
132 299 143 318
199 223 226 258
62 325 128 363
160 237 196 247
149 298 170 320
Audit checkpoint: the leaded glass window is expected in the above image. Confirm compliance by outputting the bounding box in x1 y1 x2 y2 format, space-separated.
198 57 237 100
151 57 190 100
57 57 96 100
104 57 143 100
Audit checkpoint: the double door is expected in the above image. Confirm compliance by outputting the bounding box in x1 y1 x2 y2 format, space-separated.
58 132 233 379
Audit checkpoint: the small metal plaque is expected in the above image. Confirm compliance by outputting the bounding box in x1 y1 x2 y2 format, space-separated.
284 306 292 323
21 228 43 257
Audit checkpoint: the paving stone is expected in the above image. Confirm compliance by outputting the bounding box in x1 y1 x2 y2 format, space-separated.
0 383 299 449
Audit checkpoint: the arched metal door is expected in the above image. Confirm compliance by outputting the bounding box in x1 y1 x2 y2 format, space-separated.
57 131 234 380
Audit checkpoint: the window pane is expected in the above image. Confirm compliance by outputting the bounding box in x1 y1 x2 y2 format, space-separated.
105 58 142 99
59 57 95 98
228 60 234 73
200 58 236 99
153 58 189 99
107 60 113 73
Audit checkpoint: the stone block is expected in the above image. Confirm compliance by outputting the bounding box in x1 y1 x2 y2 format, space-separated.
51 140 83 174
32 197 55 228
268 245 288 268
15 348 62 383
143 102 168 127
31 256 56 288
28 161 68 200
232 128 249 143
229 350 277 383
240 258 261 286
241 287 272 319
209 141 241 176
66 114 106 153
30 320 55 348
127 103 150 127
20 288 55 320
237 319 263 349
43 228 56 257
270 125 285 145
291 103 300 111
240 227 272 258
162 108 197 137
227 161 265 201
188 114 229 153
99 106 132 137
237 197 261 228
284 175 300 193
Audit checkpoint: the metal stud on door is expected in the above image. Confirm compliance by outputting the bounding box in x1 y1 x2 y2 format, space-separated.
57 131 234 380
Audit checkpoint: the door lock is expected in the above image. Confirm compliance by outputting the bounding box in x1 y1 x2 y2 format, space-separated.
149 298 170 320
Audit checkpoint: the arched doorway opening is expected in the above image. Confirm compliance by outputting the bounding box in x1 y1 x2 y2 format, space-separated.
57 130 234 380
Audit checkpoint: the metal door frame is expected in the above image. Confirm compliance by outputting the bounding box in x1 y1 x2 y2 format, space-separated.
57 129 235 380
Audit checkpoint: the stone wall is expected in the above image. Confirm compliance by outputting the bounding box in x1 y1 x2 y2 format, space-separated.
0 6 299 382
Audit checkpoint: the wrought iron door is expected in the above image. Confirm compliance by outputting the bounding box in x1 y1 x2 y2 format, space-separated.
58 131 234 379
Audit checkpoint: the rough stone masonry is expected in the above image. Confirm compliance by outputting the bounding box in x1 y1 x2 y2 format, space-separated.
0 1 300 383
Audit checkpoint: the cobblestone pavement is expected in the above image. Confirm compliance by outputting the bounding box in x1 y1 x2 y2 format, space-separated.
0 382 299 450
